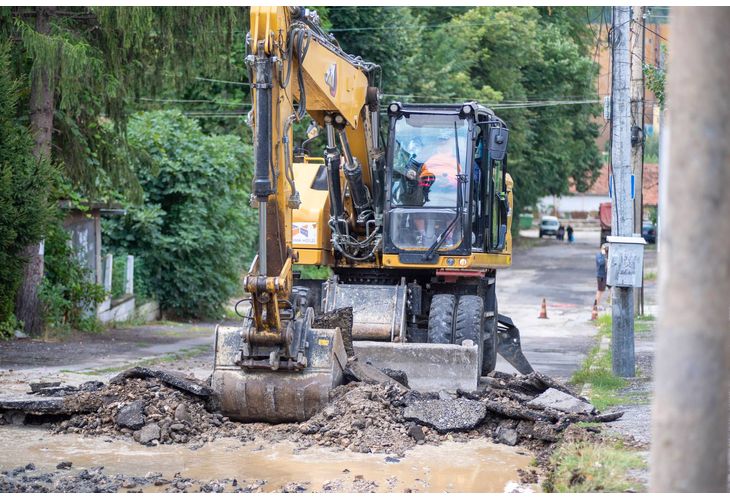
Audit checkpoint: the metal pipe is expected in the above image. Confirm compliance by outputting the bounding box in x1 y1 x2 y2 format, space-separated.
325 119 336 149
252 55 273 201
338 129 354 166
371 110 379 149
324 118 346 233
338 129 371 219
650 7 730 492
258 201 267 275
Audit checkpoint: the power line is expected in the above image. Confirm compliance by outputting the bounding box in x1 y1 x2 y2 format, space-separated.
195 76 250 86
329 21 492 32
139 97 246 106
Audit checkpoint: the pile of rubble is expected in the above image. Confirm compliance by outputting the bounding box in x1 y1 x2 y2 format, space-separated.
294 382 441 455
0 463 265 493
57 377 233 446
0 365 621 455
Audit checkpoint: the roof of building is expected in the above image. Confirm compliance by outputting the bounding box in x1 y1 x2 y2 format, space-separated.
571 163 659 206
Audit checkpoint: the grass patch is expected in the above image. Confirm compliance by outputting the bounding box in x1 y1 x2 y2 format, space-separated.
576 312 656 410
572 314 628 411
545 440 646 492
513 234 545 249
634 314 655 336
293 264 331 280
71 345 210 376
221 306 240 321
643 270 657 281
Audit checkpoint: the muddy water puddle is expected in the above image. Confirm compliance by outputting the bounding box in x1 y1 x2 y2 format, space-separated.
0 426 532 492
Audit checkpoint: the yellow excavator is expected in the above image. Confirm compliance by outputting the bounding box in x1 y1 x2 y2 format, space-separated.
212 6 533 422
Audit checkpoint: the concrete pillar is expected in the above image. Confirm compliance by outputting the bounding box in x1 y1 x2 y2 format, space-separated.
610 6 636 377
649 7 730 492
125 255 134 296
103 253 113 293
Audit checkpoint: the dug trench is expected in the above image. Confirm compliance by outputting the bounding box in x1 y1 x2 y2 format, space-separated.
0 360 623 492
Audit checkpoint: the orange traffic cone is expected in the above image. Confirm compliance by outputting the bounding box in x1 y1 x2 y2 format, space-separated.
538 298 548 319
591 301 599 321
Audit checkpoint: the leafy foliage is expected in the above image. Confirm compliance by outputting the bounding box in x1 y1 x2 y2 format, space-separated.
407 7 602 215
104 110 255 318
2 6 246 202
0 41 55 327
643 45 666 109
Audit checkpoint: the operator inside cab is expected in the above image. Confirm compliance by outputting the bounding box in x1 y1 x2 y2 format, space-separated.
391 131 460 207
390 121 467 250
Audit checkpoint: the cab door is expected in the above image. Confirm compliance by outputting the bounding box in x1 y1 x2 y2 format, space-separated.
486 125 509 251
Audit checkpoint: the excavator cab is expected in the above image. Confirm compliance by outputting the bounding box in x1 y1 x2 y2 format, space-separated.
384 102 507 261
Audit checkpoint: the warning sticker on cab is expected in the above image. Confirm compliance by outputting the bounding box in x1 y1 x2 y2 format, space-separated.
293 222 317 245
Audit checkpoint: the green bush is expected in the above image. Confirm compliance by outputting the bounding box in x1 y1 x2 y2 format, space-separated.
39 219 107 332
0 41 55 326
104 110 256 318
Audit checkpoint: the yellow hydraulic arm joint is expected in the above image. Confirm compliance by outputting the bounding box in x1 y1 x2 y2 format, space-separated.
243 256 292 348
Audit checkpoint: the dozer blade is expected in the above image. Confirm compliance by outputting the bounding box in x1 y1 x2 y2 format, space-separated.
211 324 347 423
322 278 481 393
353 340 480 393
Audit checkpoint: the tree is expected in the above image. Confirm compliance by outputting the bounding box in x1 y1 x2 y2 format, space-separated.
104 110 256 318
412 7 602 215
1 6 245 333
0 40 54 335
323 6 423 95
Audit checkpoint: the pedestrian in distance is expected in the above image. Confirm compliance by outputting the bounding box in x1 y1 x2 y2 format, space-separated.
594 243 608 309
566 224 574 244
557 224 565 241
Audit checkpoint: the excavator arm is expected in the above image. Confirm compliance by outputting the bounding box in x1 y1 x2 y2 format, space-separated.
247 5 380 357
212 7 382 421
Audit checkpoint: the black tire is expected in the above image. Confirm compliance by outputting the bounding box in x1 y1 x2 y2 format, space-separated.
427 294 456 344
482 297 498 375
454 295 484 376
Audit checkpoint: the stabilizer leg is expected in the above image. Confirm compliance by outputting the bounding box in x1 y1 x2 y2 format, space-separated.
496 314 534 375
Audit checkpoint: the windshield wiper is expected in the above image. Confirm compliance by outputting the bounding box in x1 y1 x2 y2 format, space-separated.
423 123 464 261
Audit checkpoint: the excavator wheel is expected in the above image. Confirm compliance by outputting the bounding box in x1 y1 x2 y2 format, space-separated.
454 295 484 376
427 294 456 344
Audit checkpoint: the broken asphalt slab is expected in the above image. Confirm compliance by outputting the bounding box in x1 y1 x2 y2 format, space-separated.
527 388 595 415
403 398 487 432
1 367 211 418
0 395 66 414
109 367 211 398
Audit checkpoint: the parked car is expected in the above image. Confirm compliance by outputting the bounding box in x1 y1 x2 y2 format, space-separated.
642 220 657 244
539 216 560 238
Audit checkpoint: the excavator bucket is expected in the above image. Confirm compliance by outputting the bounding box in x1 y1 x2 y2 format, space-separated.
211 323 347 423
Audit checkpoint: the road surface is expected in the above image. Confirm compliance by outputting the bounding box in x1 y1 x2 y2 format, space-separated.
495 230 600 379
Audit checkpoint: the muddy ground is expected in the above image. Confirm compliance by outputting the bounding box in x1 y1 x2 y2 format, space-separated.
0 234 616 492
0 364 625 493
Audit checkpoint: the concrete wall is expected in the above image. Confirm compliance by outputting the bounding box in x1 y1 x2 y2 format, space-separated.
538 194 611 216
62 210 101 284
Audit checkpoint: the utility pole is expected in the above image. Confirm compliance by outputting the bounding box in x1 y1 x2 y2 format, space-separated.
609 6 635 377
630 6 646 316
650 7 730 492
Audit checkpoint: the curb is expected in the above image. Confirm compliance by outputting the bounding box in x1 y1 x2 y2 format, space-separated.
579 332 611 399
